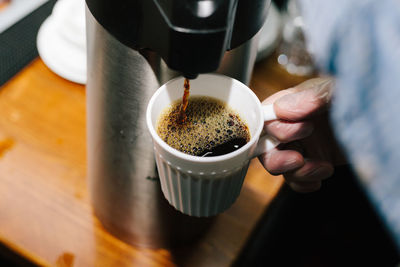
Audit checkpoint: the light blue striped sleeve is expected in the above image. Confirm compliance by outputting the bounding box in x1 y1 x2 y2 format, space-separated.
299 0 400 251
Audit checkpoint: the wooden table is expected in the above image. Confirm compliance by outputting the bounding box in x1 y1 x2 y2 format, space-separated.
0 54 309 266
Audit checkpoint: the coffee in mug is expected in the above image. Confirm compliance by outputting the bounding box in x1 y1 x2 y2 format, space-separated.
156 96 250 157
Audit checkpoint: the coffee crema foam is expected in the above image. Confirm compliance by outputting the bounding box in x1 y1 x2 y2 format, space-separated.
156 96 250 156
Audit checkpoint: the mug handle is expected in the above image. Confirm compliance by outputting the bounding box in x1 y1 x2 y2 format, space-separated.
252 104 280 157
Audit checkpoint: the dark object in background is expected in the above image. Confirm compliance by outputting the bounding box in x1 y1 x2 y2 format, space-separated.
86 0 271 79
272 0 289 10
0 0 56 87
234 165 400 267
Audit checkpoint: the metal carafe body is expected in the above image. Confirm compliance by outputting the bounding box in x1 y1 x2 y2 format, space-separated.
86 2 265 248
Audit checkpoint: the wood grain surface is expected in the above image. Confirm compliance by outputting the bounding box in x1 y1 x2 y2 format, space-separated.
0 55 309 266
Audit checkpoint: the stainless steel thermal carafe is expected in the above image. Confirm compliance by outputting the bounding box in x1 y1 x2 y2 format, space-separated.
86 0 270 248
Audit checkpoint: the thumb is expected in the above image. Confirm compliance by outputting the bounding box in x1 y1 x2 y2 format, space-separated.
274 77 334 121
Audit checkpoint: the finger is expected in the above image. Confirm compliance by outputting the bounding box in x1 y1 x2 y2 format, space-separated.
284 160 334 182
287 181 322 193
274 77 334 121
259 148 305 176
262 89 297 105
264 120 314 143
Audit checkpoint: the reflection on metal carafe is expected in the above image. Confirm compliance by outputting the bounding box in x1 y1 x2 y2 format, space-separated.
86 0 269 248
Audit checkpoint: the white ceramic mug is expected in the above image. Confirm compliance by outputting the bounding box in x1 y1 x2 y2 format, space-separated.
146 74 279 217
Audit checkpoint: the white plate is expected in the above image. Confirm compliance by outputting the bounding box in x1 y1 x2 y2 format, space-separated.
36 0 86 84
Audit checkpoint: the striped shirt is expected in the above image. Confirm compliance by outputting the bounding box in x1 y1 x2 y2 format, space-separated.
300 0 400 251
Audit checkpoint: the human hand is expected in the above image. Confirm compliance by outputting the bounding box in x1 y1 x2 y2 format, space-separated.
259 77 346 193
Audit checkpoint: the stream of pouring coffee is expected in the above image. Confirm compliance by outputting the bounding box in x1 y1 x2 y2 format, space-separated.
178 78 190 124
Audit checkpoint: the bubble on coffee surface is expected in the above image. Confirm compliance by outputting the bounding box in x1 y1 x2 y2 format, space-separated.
156 96 250 156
